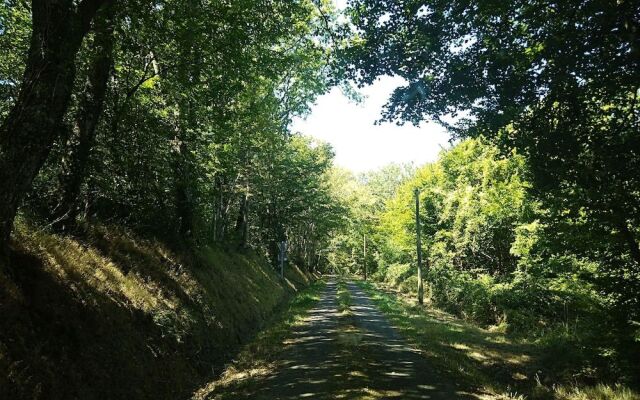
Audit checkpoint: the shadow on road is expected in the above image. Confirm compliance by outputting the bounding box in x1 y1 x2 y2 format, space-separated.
207 279 484 399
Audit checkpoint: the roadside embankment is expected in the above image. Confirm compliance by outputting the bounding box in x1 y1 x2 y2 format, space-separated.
0 222 313 400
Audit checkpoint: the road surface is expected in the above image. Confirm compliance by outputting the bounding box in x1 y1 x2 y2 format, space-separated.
217 279 481 399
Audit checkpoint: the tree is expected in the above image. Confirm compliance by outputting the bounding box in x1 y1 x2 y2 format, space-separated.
0 0 110 258
3 0 341 262
51 4 116 231
342 0 640 310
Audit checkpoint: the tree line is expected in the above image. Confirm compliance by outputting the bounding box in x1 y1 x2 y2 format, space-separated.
328 0 639 386
330 137 638 384
0 0 345 270
2 0 639 332
338 0 640 280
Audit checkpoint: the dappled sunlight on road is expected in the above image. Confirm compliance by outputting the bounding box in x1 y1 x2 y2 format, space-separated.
344 282 483 400
364 283 544 398
203 279 486 399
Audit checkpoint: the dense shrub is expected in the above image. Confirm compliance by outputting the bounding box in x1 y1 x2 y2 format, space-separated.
424 264 606 335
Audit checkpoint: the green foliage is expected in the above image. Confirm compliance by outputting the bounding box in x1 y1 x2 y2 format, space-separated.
332 138 639 390
0 3 345 396
381 263 412 286
0 0 30 119
0 0 347 272
378 138 532 277
2 0 639 396
341 0 640 319
325 164 415 276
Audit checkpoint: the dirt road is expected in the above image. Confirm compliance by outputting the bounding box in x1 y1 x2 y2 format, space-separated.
218 279 481 399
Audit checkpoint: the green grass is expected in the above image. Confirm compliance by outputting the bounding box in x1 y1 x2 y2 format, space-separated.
357 280 640 400
193 279 326 399
1 220 313 400
337 278 352 315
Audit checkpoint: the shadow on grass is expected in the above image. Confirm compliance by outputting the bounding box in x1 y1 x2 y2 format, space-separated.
194 279 328 399
359 280 640 400
1 246 200 400
357 281 547 398
1 223 314 400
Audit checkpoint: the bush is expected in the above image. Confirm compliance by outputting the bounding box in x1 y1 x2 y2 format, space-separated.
399 275 418 295
421 265 607 337
384 263 413 286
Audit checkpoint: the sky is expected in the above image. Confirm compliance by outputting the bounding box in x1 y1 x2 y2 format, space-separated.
290 76 452 173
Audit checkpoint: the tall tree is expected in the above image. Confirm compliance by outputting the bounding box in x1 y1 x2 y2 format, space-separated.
342 0 640 306
0 0 110 257
52 5 116 231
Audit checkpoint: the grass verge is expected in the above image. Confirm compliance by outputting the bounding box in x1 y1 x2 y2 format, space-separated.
357 280 639 400
193 279 326 399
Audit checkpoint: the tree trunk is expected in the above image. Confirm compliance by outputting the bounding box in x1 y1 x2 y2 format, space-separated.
213 176 223 241
174 139 194 239
52 6 115 232
618 219 640 265
235 183 249 248
0 0 108 257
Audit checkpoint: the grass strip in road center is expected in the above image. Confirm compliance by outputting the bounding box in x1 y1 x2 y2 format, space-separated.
336 278 361 349
337 278 353 315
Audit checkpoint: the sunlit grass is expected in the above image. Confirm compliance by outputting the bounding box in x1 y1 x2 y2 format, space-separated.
357 280 640 400
554 384 640 400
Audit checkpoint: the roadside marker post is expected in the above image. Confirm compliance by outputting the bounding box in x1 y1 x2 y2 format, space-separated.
363 233 367 281
279 240 287 279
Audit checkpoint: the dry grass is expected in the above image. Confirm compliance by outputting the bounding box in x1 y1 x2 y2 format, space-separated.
554 384 640 400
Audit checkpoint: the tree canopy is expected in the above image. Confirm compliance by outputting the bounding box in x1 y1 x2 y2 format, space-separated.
340 0 640 316
0 0 346 271
1 0 639 396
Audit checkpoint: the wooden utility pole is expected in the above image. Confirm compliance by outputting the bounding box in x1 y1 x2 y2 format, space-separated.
363 233 367 281
414 188 424 304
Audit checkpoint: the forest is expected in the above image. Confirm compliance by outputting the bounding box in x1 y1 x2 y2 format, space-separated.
1 0 639 399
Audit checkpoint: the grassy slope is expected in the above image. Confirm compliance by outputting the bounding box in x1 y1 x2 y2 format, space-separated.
0 221 312 400
358 281 639 400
